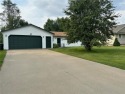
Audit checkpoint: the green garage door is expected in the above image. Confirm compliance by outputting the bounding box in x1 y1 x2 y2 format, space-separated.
46 36 51 48
9 35 42 49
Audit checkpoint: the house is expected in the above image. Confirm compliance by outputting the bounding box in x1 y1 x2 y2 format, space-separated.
2 24 124 50
2 24 53 50
53 24 125 47
52 31 82 47
107 24 125 45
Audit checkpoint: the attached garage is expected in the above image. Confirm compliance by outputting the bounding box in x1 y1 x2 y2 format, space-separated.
2 24 53 50
9 35 42 49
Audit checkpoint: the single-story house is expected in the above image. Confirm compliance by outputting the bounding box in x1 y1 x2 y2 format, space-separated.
2 24 53 50
107 24 125 45
52 31 82 47
2 24 125 50
53 24 125 46
2 24 81 50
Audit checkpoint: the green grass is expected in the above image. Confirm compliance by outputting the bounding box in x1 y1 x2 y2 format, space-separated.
0 50 6 69
52 46 125 70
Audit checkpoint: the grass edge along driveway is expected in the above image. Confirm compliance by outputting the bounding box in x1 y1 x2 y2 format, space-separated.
52 46 125 70
0 50 6 69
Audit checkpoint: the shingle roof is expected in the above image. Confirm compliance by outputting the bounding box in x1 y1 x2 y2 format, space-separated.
52 31 67 37
113 24 125 34
52 24 125 36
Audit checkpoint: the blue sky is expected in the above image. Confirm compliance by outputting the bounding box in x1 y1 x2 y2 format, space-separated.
113 0 125 10
0 0 125 27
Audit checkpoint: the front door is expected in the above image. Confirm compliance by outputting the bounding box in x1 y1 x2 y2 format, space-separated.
57 38 61 47
46 36 51 48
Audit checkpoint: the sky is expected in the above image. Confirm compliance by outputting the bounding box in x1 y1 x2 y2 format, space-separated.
0 0 125 28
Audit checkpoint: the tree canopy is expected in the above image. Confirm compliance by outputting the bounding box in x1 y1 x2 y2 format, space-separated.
65 0 118 51
44 17 70 32
0 0 29 31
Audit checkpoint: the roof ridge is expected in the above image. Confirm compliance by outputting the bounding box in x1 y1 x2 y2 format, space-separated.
117 26 125 34
1 24 53 34
114 24 125 26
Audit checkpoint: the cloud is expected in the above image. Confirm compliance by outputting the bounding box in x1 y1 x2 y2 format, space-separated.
116 10 125 24
1 0 125 28
0 0 68 28
19 0 68 28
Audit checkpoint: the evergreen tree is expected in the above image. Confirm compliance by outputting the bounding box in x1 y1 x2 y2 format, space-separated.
0 32 3 43
113 38 120 46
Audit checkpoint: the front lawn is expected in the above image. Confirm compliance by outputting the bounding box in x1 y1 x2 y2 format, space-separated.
52 46 125 70
0 50 6 69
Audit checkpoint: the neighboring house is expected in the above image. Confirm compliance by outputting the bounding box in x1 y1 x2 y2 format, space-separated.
52 31 82 47
107 24 125 45
2 24 53 50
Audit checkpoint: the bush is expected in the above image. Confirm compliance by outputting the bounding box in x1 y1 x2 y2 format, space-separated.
0 44 3 50
113 38 120 46
53 44 59 48
0 32 3 43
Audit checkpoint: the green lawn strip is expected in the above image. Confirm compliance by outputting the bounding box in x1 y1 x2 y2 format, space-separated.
52 46 125 70
0 50 6 68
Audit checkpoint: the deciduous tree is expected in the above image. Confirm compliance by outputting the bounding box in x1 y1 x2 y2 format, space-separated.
65 0 118 51
0 0 28 31
44 17 70 32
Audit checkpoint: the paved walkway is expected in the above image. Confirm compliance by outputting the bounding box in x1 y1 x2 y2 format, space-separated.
0 49 125 94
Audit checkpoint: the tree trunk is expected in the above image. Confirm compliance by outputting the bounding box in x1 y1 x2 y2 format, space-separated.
84 43 92 51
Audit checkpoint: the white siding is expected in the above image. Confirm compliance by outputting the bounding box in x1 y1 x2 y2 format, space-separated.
53 36 81 47
118 34 125 44
107 34 125 46
2 26 53 50
107 35 116 46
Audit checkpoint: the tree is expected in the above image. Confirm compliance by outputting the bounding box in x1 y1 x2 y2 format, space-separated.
44 19 58 31
65 0 118 51
19 19 29 27
0 0 28 31
44 17 70 32
113 38 120 46
56 17 71 32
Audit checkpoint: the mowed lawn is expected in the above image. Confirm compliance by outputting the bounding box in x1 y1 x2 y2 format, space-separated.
0 50 6 68
52 46 125 70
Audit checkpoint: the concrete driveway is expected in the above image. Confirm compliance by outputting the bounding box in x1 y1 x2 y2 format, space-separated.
0 49 125 94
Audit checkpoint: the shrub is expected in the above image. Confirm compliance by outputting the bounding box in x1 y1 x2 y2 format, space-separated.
53 44 59 48
113 38 120 46
0 32 3 43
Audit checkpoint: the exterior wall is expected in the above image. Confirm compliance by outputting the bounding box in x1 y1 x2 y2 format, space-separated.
53 37 82 47
117 34 125 45
2 26 53 50
107 34 125 46
107 35 116 46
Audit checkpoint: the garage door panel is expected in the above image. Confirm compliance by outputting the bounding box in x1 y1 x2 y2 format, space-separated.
9 35 42 49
